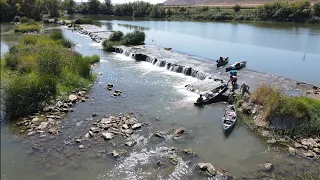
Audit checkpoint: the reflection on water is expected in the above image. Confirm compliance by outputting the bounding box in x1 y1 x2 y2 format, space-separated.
1 21 320 180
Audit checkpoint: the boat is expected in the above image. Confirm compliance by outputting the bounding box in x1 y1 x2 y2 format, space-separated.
222 105 237 133
216 57 229 67
225 61 247 72
194 84 228 106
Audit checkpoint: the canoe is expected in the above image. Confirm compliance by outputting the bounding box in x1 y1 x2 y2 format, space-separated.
216 57 229 67
222 105 237 133
194 84 228 106
225 61 247 72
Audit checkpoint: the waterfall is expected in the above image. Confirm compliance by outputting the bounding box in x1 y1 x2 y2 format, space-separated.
114 47 214 81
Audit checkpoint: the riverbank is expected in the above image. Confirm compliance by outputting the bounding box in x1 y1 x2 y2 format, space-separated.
236 84 320 160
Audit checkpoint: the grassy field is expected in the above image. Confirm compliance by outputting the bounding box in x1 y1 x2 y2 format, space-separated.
1 30 100 119
248 84 320 137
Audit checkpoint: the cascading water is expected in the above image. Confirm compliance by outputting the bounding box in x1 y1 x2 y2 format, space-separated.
115 47 215 81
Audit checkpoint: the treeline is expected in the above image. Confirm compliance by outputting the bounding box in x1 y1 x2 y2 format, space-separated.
1 0 319 23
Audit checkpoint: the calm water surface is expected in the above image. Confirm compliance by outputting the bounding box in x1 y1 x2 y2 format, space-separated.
1 20 320 180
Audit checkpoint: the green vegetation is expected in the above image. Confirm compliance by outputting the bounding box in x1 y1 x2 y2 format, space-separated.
1 30 100 119
72 18 102 26
14 20 41 33
249 84 320 137
103 30 146 52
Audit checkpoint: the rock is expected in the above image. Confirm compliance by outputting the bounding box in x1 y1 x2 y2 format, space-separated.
92 112 98 117
37 122 48 130
62 108 69 112
125 141 136 147
124 129 133 135
89 131 94 137
100 118 111 124
303 151 314 158
154 131 166 138
79 145 84 149
47 118 55 125
240 102 253 114
85 133 90 138
313 148 320 154
101 132 113 140
69 94 78 102
39 134 46 138
294 142 302 148
267 139 277 144
107 83 113 88
182 148 198 156
101 154 107 158
111 149 126 158
31 117 40 123
122 124 129 129
264 163 273 171
197 163 217 176
90 127 100 133
174 127 185 135
131 123 142 130
127 118 136 125
169 155 178 165
301 138 317 148
75 139 82 143
48 128 59 135
261 130 271 138
288 147 296 155
28 131 36 136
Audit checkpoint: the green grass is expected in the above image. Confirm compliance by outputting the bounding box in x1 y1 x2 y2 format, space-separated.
14 21 41 33
248 84 320 137
1 30 100 119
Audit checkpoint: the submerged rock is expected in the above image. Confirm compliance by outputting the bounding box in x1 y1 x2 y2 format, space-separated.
169 154 178 165
154 131 166 138
263 163 274 172
182 148 198 156
174 127 185 136
92 112 98 117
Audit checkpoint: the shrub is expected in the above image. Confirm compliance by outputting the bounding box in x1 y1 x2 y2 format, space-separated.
233 4 241 13
123 30 145 45
313 2 320 16
20 17 33 23
4 75 56 118
72 18 102 26
36 48 62 77
87 54 100 63
109 31 124 42
50 30 64 40
13 16 21 22
60 38 74 48
14 23 41 33
103 40 123 52
4 53 20 70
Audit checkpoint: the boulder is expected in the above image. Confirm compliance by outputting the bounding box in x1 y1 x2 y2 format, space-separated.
301 138 317 148
69 94 78 102
313 148 320 154
85 133 90 138
90 127 100 133
132 123 142 130
75 139 82 143
89 131 94 137
197 163 217 176
267 139 277 144
100 118 111 124
124 129 133 135
31 117 40 123
79 145 84 149
303 151 315 158
264 163 273 171
122 124 129 129
101 132 113 140
288 147 296 155
174 127 185 135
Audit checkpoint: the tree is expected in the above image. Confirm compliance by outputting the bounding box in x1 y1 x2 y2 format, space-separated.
88 0 101 14
66 0 76 14
314 2 320 16
233 4 241 13
101 0 112 15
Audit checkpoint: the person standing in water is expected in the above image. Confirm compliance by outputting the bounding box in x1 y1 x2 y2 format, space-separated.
240 83 251 96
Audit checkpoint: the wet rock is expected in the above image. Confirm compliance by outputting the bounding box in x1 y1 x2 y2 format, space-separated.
197 163 217 176
39 134 46 138
123 129 133 135
47 118 55 125
127 118 136 125
62 108 69 112
303 151 315 158
37 122 48 130
313 148 320 154
154 131 166 138
100 118 111 124
261 130 271 138
264 163 273 171
48 128 59 135
125 141 136 147
107 83 113 88
101 154 107 158
294 142 302 148
132 123 142 130
169 154 178 165
288 147 296 155
267 139 277 144
75 139 82 143
92 112 98 117
31 117 40 123
85 133 90 138
28 131 36 136
101 132 114 140
90 127 100 133
89 131 94 137
174 127 185 135
111 149 126 158
182 148 198 156
79 145 84 149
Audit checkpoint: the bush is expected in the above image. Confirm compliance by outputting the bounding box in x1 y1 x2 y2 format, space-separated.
123 30 145 45
14 23 41 33
60 39 74 48
20 17 33 23
109 31 124 42
50 30 64 40
36 48 62 77
13 16 21 22
314 2 320 16
86 54 100 63
72 18 102 26
4 75 56 118
233 4 241 13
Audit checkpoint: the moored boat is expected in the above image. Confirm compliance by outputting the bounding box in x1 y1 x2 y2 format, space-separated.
226 61 247 72
194 84 228 106
216 57 229 67
222 105 237 133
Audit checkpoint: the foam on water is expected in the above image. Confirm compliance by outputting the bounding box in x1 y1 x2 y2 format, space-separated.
89 42 103 49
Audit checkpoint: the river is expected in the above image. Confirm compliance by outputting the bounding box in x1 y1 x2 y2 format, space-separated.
1 19 320 180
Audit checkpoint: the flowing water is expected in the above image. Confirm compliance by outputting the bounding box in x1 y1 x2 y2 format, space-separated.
1 19 320 180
